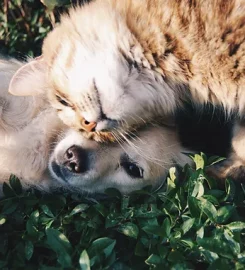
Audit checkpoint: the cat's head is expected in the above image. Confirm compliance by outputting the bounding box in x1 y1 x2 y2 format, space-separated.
9 2 177 141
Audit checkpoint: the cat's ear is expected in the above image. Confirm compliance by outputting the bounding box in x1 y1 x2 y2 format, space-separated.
9 56 47 96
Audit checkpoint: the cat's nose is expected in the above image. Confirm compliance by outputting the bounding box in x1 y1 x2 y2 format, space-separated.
81 119 97 132
63 145 88 174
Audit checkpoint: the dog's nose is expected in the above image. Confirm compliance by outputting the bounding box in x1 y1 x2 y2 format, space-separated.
81 119 97 132
63 145 88 173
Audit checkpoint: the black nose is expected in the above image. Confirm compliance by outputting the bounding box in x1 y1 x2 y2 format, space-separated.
63 145 88 174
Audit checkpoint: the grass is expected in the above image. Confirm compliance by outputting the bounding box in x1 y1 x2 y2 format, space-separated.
0 1 245 269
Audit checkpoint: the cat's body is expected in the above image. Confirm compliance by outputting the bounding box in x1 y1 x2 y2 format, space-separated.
8 0 245 182
9 0 245 137
12 0 245 134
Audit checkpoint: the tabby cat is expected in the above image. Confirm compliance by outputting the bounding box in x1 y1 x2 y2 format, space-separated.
8 0 245 180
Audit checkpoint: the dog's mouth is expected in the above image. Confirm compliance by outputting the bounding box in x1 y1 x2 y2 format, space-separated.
50 161 67 182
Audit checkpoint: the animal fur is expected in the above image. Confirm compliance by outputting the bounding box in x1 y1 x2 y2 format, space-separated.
1 57 192 195
46 1 245 122
0 57 65 193
9 0 245 181
9 0 245 134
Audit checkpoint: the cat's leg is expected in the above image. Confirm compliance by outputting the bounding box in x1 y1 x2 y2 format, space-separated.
206 121 245 184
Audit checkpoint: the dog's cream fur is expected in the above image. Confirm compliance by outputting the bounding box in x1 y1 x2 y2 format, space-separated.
49 125 190 194
0 57 192 194
0 57 65 193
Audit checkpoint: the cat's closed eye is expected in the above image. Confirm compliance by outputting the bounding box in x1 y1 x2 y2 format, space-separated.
56 95 70 107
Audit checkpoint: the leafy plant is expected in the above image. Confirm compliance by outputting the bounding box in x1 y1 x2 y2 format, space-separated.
0 0 82 57
0 154 244 269
1 1 245 269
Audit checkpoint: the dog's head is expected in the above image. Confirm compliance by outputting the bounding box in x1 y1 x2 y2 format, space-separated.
48 125 190 194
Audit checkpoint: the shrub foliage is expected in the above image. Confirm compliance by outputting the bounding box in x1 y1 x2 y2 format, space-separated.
0 1 245 269
0 154 245 269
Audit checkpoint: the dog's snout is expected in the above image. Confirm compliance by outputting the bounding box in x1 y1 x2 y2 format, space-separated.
63 145 88 174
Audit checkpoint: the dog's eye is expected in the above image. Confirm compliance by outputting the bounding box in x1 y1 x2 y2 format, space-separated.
56 95 69 107
121 161 144 178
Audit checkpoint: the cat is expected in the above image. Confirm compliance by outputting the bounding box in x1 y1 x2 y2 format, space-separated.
0 56 191 195
9 0 245 136
8 0 245 181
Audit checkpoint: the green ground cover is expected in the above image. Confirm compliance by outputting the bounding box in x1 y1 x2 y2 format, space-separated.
0 1 245 269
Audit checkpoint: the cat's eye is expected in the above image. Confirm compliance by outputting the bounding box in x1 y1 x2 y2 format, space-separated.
56 95 70 107
121 161 144 178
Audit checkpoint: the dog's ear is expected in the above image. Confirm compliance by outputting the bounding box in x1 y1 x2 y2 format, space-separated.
9 56 47 96
160 115 176 128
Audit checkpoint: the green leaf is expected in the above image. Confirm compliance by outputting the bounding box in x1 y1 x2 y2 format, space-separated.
30 210 39 225
145 254 162 266
25 240 34 260
41 205 54 218
198 230 240 259
201 250 219 263
2 182 16 197
69 204 89 216
180 239 195 248
224 229 240 254
2 199 18 214
169 167 177 182
118 222 139 239
235 262 245 270
224 179 236 201
196 226 204 239
226 221 245 232
40 0 70 10
168 250 185 263
88 237 116 260
207 156 226 166
208 258 232 270
181 218 195 235
9 176 22 195
26 219 39 237
93 204 108 217
105 212 122 228
162 217 171 237
192 181 204 198
135 204 164 218
197 198 217 223
46 228 72 268
188 196 201 218
79 250 90 270
202 195 219 205
191 153 205 170
0 215 6 225
217 205 235 224
142 224 165 237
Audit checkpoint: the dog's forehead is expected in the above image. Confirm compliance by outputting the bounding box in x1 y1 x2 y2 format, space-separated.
122 127 166 155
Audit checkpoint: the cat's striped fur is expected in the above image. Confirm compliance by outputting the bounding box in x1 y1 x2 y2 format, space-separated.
8 0 245 182
10 0 245 137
